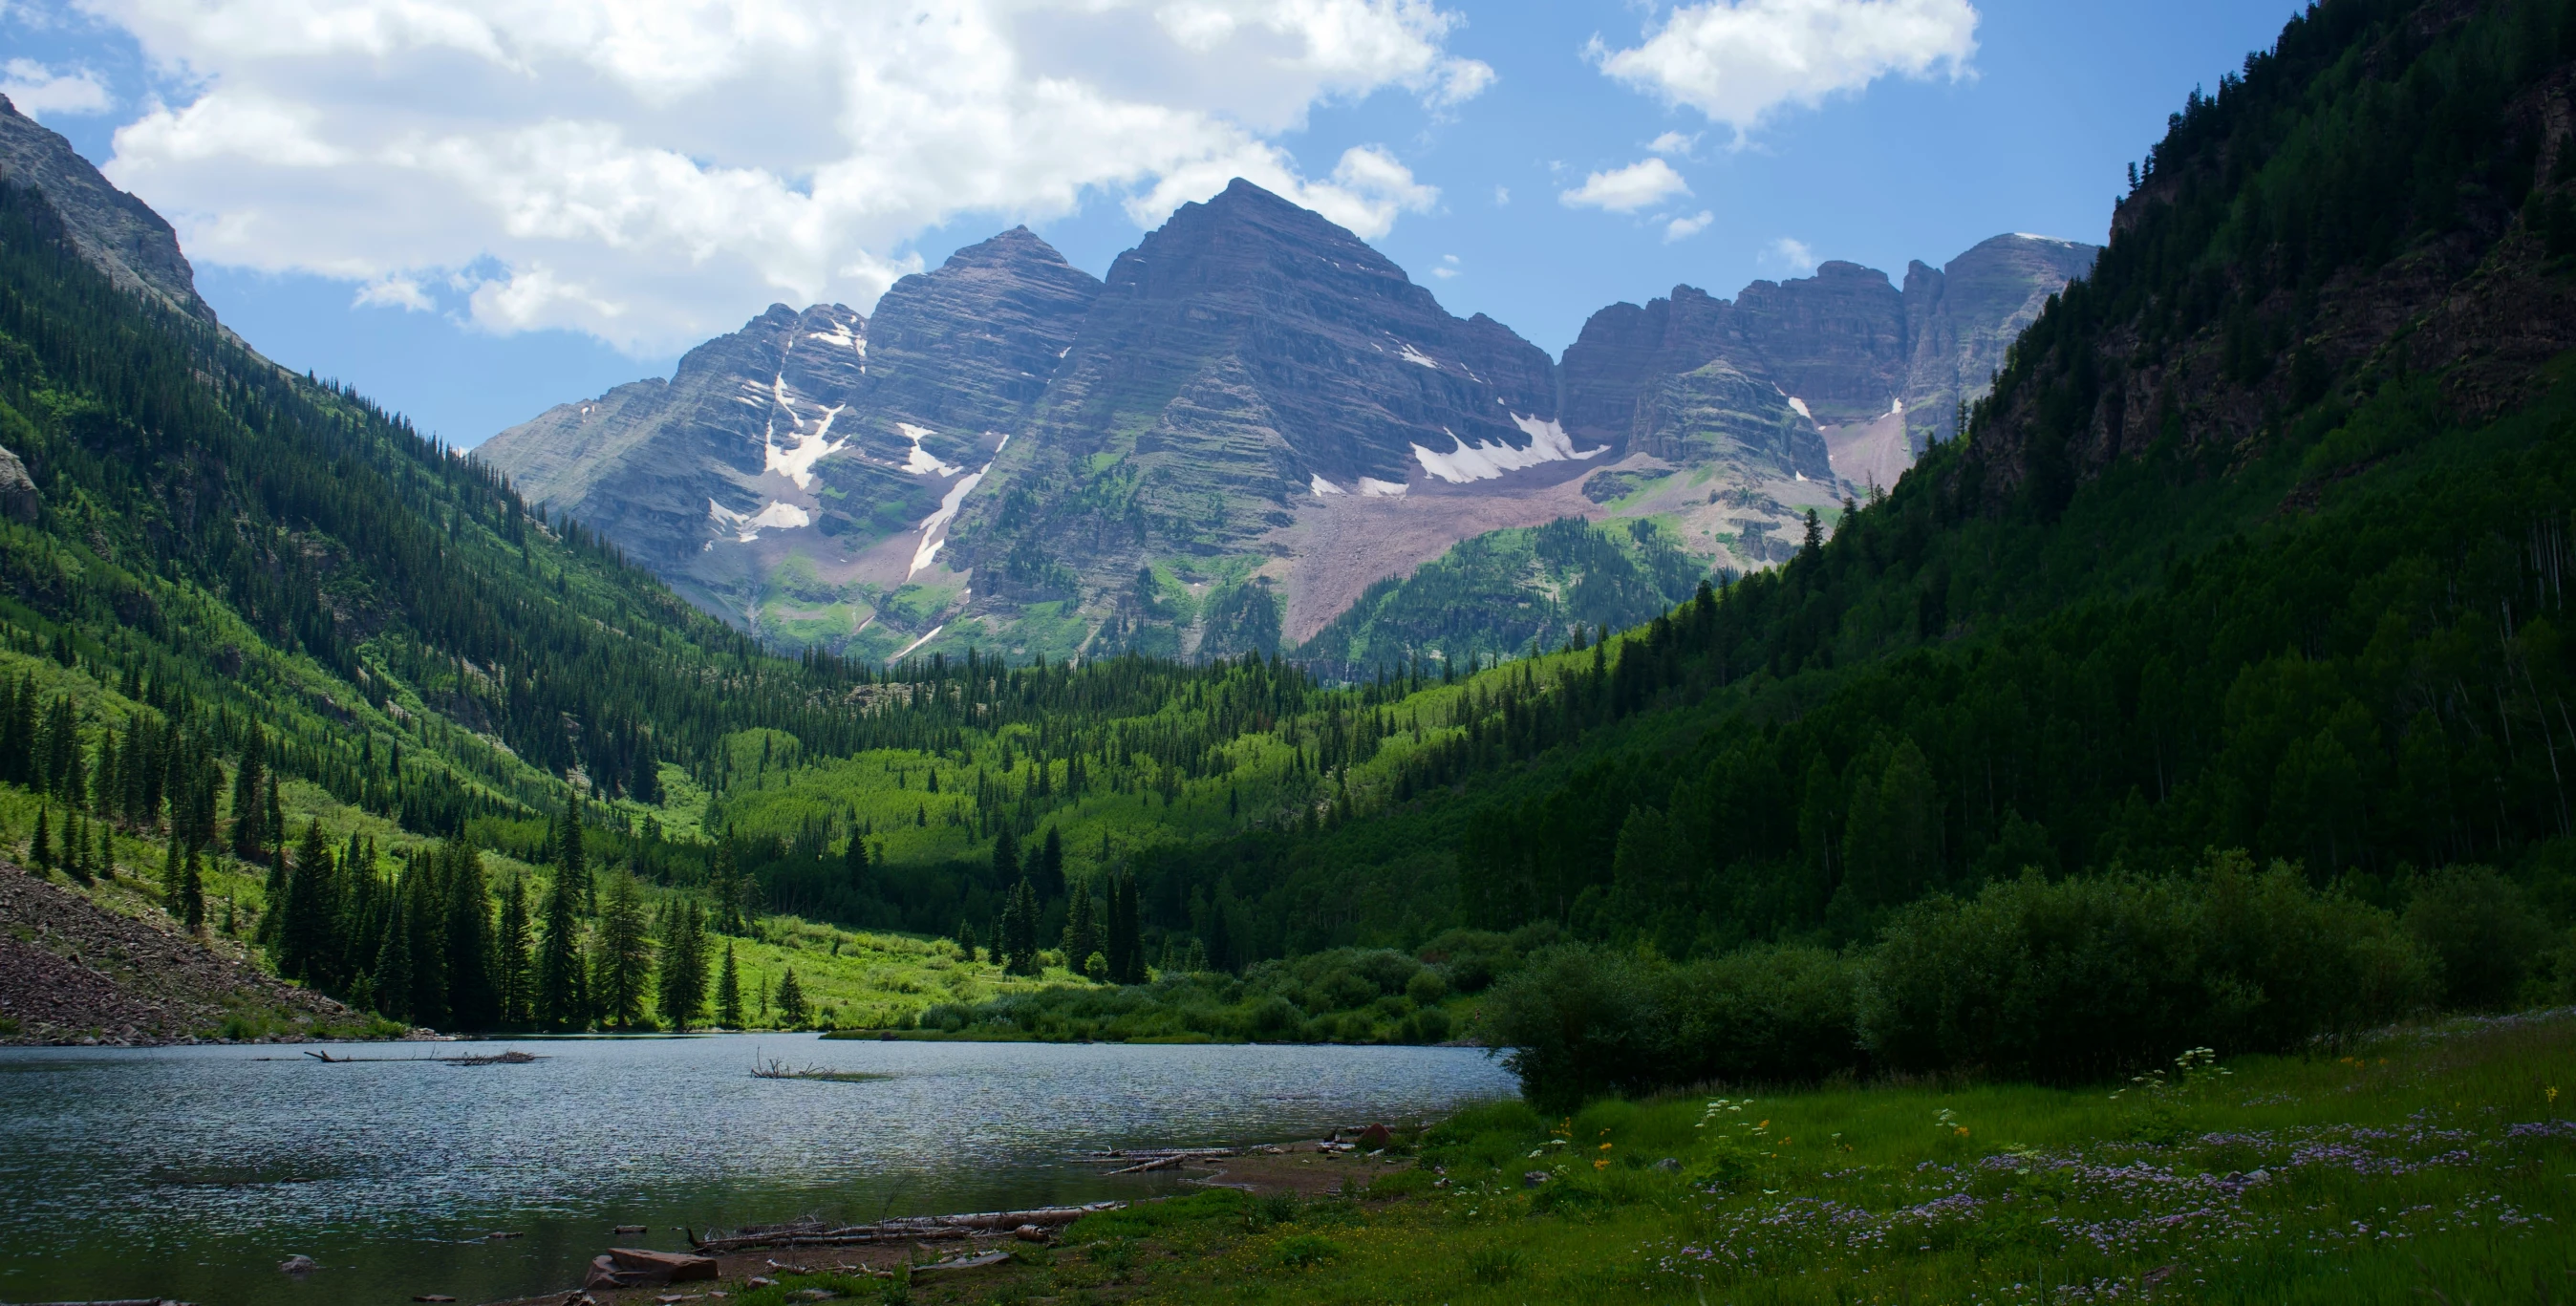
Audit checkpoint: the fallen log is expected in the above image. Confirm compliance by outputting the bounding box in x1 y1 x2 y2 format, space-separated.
910 1251 1011 1277
689 1202 1123 1253
1106 1154 1186 1175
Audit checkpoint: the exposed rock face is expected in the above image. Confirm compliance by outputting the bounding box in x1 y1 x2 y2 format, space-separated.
0 442 37 523
482 301 873 579
0 95 212 322
481 229 1103 645
484 182 2093 662
1900 234 2103 446
1558 235 2099 484
944 180 1575 656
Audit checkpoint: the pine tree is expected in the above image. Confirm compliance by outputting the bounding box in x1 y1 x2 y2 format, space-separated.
655 899 709 1031
592 869 651 1029
30 805 49 873
373 889 414 1023
441 841 499 1031
1061 883 1100 979
495 876 532 1028
1034 826 1064 899
1114 872 1146 984
775 967 809 1029
403 854 448 1028
179 847 206 933
1103 870 1133 985
534 866 588 1031
229 726 268 864
957 918 979 963
715 941 742 1027
277 820 337 986
993 824 1020 888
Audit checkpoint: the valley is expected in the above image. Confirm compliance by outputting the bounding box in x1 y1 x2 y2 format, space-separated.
1 0 2575 1301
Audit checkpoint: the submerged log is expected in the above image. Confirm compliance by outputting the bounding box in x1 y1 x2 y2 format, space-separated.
583 1247 717 1289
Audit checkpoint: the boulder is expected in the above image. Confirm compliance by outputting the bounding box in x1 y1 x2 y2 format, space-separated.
1356 1123 1392 1149
0 444 32 524
584 1247 719 1289
278 1254 318 1274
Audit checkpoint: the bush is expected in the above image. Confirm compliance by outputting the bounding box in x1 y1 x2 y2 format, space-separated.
2402 866 2553 1010
1862 855 2435 1081
1477 944 1865 1109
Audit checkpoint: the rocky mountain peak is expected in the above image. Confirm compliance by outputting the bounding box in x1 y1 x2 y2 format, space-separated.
0 94 212 323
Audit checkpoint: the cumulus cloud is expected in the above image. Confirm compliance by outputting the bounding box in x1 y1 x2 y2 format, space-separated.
82 0 1489 353
1430 252 1459 279
1664 210 1713 242
1646 130 1698 157
2 58 114 118
1594 0 1978 138
1557 157 1689 213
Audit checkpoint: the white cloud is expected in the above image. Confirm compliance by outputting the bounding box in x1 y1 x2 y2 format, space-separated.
1557 157 1688 213
2 58 114 118
354 273 431 310
1431 251 1459 278
1492 184 1509 205
81 0 1488 353
1763 236 1818 273
1125 142 1436 239
1594 0 1978 138
1646 130 1698 157
1664 210 1713 242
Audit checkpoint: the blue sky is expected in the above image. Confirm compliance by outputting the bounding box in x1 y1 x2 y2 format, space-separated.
4 0 2300 447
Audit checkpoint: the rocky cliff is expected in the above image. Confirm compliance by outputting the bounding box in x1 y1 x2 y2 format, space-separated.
481 228 1102 650
485 182 2097 664
0 94 211 323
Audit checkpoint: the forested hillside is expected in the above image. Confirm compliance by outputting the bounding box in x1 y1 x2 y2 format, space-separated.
6 0 2575 1063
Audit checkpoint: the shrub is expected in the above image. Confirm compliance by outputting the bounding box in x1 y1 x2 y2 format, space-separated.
2402 866 2553 1010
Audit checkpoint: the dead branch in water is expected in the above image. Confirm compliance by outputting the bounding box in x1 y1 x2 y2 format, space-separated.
689 1202 1123 1253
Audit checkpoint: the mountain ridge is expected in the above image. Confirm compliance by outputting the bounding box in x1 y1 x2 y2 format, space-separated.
483 184 2093 667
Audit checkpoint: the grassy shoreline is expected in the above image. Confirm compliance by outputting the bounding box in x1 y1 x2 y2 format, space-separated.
694 1008 2576 1306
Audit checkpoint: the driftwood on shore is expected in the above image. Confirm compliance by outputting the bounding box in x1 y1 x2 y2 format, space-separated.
688 1202 1124 1253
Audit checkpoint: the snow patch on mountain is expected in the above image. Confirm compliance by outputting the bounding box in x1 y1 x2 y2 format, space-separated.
1410 414 1603 484
897 422 962 477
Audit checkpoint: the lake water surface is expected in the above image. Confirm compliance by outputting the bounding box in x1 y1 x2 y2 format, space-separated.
0 1035 1516 1306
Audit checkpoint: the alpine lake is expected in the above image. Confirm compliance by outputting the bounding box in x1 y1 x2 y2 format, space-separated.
0 1036 1516 1305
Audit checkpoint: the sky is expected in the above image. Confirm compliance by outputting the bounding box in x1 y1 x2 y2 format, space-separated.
1 0 2304 448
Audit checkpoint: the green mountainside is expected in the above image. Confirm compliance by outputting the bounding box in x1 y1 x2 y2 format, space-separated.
2 0 2573 1067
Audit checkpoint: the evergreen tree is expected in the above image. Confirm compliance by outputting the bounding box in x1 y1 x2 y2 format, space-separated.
534 867 588 1031
228 726 268 864
30 804 48 873
1116 873 1146 984
1103 870 1135 985
592 869 652 1029
1034 826 1064 899
373 889 414 1024
1061 883 1100 979
495 876 533 1028
774 967 809 1028
956 918 979 963
992 825 1020 888
403 854 448 1028
655 899 709 1031
178 847 206 933
441 841 499 1031
277 820 337 986
715 941 742 1027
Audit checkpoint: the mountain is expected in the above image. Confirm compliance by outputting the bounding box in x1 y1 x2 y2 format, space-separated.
942 179 1578 662
488 181 2091 666
1553 234 2097 569
0 94 211 323
482 228 1101 653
